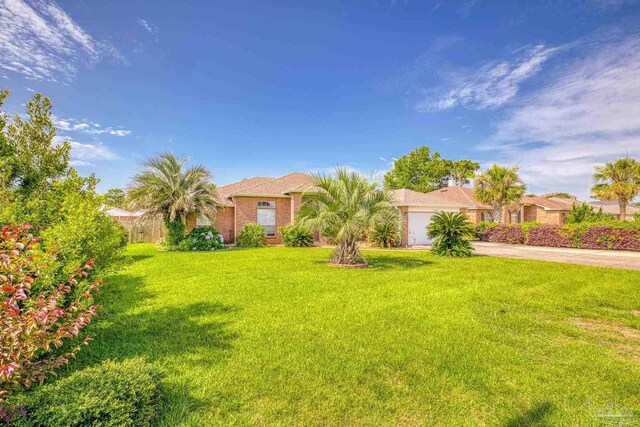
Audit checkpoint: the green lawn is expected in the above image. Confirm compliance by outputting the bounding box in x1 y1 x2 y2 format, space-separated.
75 244 639 426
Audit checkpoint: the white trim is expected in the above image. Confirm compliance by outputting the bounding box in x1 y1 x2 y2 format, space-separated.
231 194 290 198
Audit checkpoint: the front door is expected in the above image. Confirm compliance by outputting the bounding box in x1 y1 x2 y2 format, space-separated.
408 212 434 245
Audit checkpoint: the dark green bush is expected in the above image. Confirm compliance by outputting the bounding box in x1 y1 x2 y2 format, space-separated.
280 225 314 247
236 223 267 247
10 358 162 427
428 212 475 257
177 226 223 251
368 210 402 248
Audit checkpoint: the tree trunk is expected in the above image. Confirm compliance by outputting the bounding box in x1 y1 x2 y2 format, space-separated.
492 205 503 223
620 200 627 221
331 239 365 265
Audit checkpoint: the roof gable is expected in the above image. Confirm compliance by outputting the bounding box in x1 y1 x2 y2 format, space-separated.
390 188 469 207
225 173 315 198
423 186 492 209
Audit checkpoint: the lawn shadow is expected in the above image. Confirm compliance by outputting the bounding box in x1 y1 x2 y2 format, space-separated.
55 269 241 425
505 402 554 427
311 255 432 270
82 273 240 368
367 255 432 270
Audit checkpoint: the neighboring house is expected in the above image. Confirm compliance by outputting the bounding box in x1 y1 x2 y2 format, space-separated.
187 173 316 244
186 174 581 247
389 189 470 246
588 201 640 220
106 207 143 222
106 208 165 243
422 186 574 226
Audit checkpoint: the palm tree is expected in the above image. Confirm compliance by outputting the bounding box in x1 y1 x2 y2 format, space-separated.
427 212 475 257
297 167 397 266
127 153 219 245
592 157 640 220
474 164 526 223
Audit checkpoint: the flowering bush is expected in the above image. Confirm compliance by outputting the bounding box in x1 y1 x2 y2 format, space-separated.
177 226 223 251
0 225 101 419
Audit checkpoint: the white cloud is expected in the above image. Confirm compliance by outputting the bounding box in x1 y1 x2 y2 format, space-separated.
458 0 479 17
0 0 123 82
482 32 640 198
53 134 119 166
417 44 561 111
53 117 131 136
137 18 158 34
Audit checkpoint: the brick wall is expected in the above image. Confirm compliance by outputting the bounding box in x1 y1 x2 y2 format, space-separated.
234 196 291 244
464 209 492 223
213 207 235 244
527 207 569 225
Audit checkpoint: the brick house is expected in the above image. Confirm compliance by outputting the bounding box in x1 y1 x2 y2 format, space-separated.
186 173 316 244
422 186 574 225
186 174 576 247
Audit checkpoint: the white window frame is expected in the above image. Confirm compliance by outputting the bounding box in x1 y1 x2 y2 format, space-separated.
257 201 276 237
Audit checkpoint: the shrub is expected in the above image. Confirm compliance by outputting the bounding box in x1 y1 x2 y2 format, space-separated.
236 223 267 247
280 225 314 247
427 212 475 257
484 224 526 244
566 203 614 224
527 225 572 248
368 210 402 248
474 221 498 240
484 222 640 252
634 211 640 221
10 358 162 427
0 225 100 414
177 226 223 251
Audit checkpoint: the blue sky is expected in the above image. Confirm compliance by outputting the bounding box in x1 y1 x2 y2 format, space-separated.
1 0 639 198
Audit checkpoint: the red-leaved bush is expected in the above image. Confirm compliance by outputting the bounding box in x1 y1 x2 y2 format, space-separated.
479 222 640 252
527 225 572 248
0 225 101 419
484 225 525 244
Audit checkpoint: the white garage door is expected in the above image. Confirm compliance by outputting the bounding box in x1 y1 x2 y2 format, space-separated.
408 212 434 245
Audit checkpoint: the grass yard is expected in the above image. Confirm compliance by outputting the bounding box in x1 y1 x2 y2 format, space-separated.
74 244 639 426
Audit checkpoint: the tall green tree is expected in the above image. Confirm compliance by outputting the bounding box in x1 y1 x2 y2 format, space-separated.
127 153 219 246
591 157 640 220
105 188 126 208
450 159 481 186
298 167 397 265
0 90 126 276
474 164 526 222
384 146 479 192
1 91 69 195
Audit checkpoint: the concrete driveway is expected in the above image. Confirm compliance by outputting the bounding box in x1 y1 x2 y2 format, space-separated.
472 242 640 271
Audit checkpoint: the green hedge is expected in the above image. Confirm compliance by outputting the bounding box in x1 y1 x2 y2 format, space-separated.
236 223 267 247
10 358 162 427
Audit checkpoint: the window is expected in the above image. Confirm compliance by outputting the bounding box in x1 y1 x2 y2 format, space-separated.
257 201 276 237
196 215 212 227
482 211 492 222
